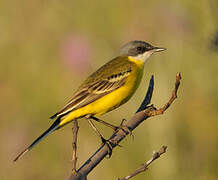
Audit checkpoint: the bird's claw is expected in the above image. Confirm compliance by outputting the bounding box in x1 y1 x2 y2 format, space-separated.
101 137 113 158
114 120 133 136
101 137 121 158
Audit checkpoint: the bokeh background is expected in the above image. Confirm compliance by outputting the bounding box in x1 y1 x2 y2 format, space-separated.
1 0 218 179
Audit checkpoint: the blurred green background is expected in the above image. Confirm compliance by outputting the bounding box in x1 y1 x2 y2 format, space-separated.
1 0 218 179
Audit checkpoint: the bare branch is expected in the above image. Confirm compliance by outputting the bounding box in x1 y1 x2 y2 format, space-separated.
145 72 181 116
68 73 181 180
117 146 167 180
72 119 79 173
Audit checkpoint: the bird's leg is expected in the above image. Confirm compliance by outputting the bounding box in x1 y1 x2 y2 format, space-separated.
87 118 105 142
86 118 113 157
89 115 117 131
89 115 132 136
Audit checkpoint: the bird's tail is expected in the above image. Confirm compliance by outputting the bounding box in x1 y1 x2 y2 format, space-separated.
13 118 61 162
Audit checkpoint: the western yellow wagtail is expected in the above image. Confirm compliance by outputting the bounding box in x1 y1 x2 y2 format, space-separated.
14 40 166 161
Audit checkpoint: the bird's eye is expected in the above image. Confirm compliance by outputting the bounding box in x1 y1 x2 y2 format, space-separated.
137 46 145 52
137 47 142 51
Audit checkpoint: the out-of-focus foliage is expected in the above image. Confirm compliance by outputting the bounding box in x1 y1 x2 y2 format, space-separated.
1 0 218 180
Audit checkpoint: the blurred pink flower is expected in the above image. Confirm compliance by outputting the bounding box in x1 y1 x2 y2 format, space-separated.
60 34 92 73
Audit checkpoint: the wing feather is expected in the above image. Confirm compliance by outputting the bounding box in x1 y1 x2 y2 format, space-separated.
50 70 131 119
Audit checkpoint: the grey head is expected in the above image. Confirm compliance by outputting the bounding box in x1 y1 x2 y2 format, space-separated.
119 40 166 62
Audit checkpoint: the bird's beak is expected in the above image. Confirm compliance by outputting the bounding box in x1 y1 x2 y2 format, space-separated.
152 47 166 52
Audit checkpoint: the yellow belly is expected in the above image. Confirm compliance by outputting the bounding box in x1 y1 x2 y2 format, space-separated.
59 66 143 126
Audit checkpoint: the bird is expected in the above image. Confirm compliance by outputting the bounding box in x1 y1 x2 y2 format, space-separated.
14 40 166 162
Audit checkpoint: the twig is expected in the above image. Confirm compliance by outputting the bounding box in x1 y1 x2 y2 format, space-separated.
117 146 167 180
68 73 181 180
72 119 79 173
144 72 181 116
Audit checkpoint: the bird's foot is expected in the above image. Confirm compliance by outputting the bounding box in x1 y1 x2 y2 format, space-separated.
101 137 122 158
101 137 114 158
114 119 133 138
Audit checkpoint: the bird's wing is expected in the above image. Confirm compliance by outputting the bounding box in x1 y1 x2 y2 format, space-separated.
50 62 132 119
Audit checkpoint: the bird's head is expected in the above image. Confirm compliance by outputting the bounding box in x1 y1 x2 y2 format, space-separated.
119 40 166 63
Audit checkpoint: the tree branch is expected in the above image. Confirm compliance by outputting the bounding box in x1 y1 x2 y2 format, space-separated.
68 73 181 180
146 73 181 116
117 145 167 180
72 119 79 173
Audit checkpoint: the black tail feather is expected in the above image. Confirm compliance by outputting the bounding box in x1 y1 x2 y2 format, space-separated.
50 113 58 119
13 118 61 162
